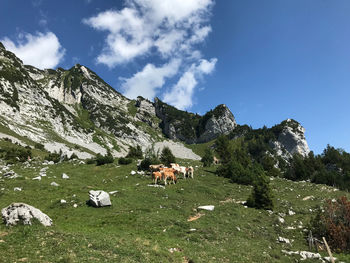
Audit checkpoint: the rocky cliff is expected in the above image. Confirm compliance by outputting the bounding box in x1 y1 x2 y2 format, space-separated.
271 119 310 159
154 98 237 144
0 43 238 159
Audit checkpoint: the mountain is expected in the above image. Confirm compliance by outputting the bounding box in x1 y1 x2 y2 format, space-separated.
0 43 239 159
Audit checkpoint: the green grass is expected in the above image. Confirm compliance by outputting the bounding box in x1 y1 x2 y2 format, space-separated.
0 160 349 262
185 140 215 157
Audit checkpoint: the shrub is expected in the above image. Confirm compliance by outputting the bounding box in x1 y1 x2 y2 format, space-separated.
70 153 78 160
45 151 61 163
160 147 176 167
201 148 214 167
118 157 132 165
0 146 32 163
246 169 274 210
86 158 96 165
34 143 45 150
126 145 143 159
310 196 350 252
96 152 114 166
139 146 161 171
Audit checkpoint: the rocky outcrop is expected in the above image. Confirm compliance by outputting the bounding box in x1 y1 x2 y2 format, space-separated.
271 119 310 159
154 98 237 144
135 96 158 128
1 203 52 226
197 104 237 143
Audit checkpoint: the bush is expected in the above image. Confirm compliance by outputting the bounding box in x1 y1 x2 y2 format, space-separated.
96 152 114 166
34 143 45 150
160 147 176 167
86 158 96 165
0 146 32 163
201 148 214 167
310 196 350 252
118 157 132 165
139 146 161 171
246 168 274 210
126 145 143 159
45 151 62 163
70 153 78 160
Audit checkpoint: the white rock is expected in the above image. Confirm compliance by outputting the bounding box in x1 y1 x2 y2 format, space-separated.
147 184 165 189
130 170 136 175
48 161 54 165
198 205 215 211
60 199 67 204
278 217 285 224
302 195 314 201
278 237 290 244
324 256 337 262
299 251 321 260
32 176 41 181
73 204 78 208
288 210 295 216
1 203 52 226
88 190 111 207
13 187 22 191
3 170 19 179
62 173 69 179
109 190 118 195
50 182 59 187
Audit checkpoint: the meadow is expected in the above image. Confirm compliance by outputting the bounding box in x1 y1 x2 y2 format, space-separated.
0 157 349 263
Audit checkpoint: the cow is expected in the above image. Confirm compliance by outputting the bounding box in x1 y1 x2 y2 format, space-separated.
187 166 194 179
163 170 177 185
149 164 164 173
152 171 163 184
213 156 220 165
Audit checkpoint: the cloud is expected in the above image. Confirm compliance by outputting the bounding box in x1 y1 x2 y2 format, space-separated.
121 59 180 100
83 0 214 67
84 0 216 110
163 58 217 110
1 32 65 69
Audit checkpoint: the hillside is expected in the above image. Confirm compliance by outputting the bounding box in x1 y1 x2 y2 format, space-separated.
0 154 349 262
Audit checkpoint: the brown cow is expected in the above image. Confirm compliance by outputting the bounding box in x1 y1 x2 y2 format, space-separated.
152 171 163 184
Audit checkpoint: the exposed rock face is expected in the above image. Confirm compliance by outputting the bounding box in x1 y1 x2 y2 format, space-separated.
197 104 237 143
154 99 237 144
88 190 111 207
0 43 227 159
1 203 52 226
135 96 158 128
271 119 310 158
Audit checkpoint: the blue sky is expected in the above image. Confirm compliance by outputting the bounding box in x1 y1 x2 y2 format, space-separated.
1 0 349 154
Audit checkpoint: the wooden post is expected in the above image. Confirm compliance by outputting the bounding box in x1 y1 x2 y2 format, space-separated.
308 231 314 251
322 237 335 263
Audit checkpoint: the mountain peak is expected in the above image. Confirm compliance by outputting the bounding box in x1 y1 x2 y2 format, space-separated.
0 42 5 50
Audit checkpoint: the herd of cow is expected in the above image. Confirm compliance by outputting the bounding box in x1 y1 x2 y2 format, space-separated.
149 163 194 185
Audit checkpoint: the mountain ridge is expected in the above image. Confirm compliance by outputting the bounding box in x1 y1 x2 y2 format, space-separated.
0 42 309 160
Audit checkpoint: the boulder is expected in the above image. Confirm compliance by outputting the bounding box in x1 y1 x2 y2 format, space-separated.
198 205 215 211
50 182 59 187
62 173 69 179
3 170 19 179
1 203 52 226
88 190 111 207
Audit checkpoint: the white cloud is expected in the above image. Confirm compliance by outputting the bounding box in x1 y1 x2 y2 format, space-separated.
121 59 180 100
84 0 216 110
1 32 65 69
163 58 217 110
83 0 214 67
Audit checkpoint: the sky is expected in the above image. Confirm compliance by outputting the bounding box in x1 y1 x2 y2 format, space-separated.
0 0 349 154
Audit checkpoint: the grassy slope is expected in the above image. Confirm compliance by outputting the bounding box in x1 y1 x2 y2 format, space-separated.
0 158 349 263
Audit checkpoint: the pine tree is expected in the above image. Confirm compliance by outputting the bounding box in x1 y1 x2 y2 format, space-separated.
201 147 214 167
160 147 176 167
246 169 274 210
